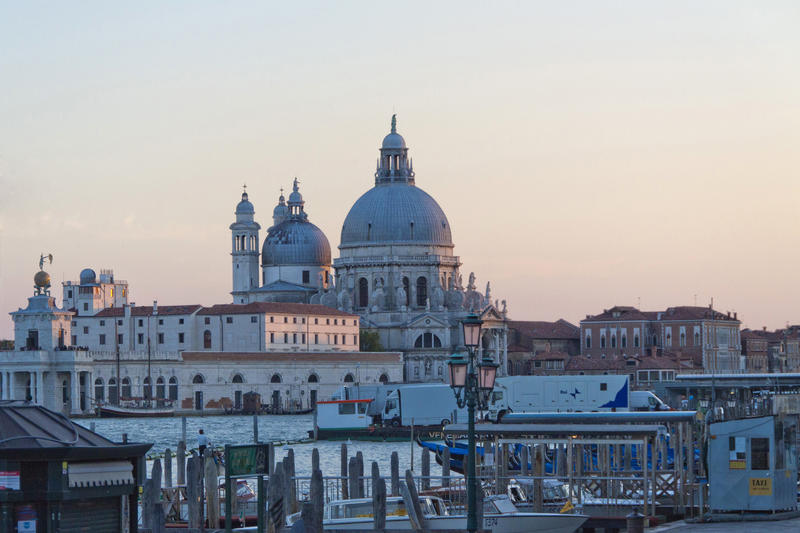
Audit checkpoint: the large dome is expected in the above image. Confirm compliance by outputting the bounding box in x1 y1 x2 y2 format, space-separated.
262 219 331 266
340 183 453 248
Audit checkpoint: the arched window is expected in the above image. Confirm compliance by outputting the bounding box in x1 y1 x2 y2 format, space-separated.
680 332 686 346
156 377 165 399
414 333 443 348
143 376 152 400
270 374 282 384
653 334 658 346
600 336 606 349
621 335 627 348
94 378 104 402
358 277 369 308
585 335 591 349
121 377 132 399
666 333 672 346
694 331 700 345
203 330 212 349
402 277 410 306
108 378 118 404
168 376 178 400
192 374 204 384
416 277 427 307
634 335 640 348
379 373 389 384
308 373 319 383
232 374 244 384
344 373 355 383
611 336 617 348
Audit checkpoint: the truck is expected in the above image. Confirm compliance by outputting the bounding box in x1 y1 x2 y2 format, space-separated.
383 384 467 427
487 375 668 421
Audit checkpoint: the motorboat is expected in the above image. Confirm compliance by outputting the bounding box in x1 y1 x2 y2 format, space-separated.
289 494 587 533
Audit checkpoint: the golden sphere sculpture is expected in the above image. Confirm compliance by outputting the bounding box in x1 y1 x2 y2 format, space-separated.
34 270 51 288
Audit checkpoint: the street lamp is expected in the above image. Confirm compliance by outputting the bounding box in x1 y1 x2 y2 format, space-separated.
447 314 498 533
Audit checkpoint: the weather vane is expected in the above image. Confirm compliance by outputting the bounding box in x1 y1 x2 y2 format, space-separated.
39 253 53 270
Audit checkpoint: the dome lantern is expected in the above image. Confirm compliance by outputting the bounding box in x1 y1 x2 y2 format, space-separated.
376 115 414 185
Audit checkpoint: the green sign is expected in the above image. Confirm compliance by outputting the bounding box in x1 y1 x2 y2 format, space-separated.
227 444 270 476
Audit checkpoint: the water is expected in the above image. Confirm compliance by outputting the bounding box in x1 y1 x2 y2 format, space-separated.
75 415 428 478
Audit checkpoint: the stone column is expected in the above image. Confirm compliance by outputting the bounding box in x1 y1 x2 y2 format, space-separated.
8 372 15 400
0 372 5 400
36 371 43 404
71 371 80 414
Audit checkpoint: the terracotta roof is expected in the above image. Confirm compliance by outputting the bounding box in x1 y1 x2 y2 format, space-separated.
198 302 358 318
530 351 570 361
181 351 401 363
94 305 202 317
564 354 683 372
507 319 579 340
583 305 739 323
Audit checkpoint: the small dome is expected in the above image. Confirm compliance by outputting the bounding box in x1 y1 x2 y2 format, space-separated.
34 270 51 288
79 268 96 284
236 192 255 215
262 219 331 267
381 132 406 150
273 202 289 219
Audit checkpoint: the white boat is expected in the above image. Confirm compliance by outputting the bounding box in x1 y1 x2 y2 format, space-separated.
290 494 587 533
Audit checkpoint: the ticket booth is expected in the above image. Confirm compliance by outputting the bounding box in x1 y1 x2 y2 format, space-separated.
708 415 798 512
0 402 151 532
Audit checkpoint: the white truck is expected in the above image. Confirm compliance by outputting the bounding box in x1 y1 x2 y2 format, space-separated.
383 384 467 427
487 375 668 421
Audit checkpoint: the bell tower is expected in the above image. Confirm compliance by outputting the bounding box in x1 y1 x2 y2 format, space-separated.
230 186 261 304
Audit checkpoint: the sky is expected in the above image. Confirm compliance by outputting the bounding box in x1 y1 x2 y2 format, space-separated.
1 1 799 339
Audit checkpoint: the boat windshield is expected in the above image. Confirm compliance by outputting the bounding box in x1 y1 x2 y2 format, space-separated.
328 500 408 519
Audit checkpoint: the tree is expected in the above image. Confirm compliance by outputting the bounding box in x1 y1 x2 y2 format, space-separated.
359 329 383 352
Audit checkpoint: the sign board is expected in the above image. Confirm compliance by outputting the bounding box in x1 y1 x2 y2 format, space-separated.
749 477 772 496
227 444 270 476
0 471 20 490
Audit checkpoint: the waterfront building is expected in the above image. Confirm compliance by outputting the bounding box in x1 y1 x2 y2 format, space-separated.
330 116 509 382
741 326 800 373
2 261 402 416
506 319 580 375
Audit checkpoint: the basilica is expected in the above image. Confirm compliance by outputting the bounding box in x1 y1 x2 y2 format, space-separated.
231 116 510 382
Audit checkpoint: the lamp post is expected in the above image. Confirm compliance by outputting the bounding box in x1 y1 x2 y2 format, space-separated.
448 314 498 533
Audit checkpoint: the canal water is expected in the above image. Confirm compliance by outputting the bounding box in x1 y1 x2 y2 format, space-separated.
74 415 431 479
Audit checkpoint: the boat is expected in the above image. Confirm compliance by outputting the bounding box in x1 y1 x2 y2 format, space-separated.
97 400 175 418
288 494 588 532
310 399 447 441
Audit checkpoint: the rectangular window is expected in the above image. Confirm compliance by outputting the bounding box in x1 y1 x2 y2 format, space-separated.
751 438 769 470
68 290 73 298
158 319 164 326
138 333 144 344
204 317 210 325
83 326 89 334
284 333 288 343
99 320 105 326
117 319 123 326
302 333 306 343
284 317 288 323
270 332 275 343
226 317 233 324
83 303 88 311
293 317 297 324
99 334 106 345
314 318 318 325
118 334 124 344
270 316 274 323
338 403 356 415
179 318 184 325
534 361 542 368
600 382 607 391
314 334 319 344
138 319 144 327
178 332 185 344
334 319 338 325
71 335 77 345
158 332 164 344
251 316 257 323
334 335 338 345
353 335 357 345
326 318 330 325
302 318 306 324
71 321 77 326
293 333 297 343
302 270 310 283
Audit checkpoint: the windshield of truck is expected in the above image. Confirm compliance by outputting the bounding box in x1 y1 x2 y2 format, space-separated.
358 402 367 414
385 399 396 413
491 391 503 403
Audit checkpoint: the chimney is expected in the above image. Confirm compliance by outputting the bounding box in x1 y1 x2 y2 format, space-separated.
734 312 737 320
153 300 158 316
763 326 767 332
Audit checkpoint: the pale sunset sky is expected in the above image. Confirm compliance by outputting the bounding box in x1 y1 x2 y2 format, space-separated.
1 2 799 339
